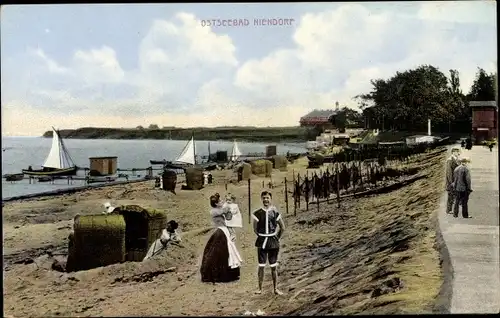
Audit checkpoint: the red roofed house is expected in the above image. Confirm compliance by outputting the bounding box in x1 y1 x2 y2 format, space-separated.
470 101 497 143
299 109 339 130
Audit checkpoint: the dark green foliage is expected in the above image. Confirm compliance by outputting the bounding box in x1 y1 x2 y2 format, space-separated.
43 126 310 142
329 107 364 132
355 64 494 134
467 68 496 101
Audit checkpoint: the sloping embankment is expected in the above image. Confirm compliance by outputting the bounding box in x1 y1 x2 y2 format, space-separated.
254 149 447 315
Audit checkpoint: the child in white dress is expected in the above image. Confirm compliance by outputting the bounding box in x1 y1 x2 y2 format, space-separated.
222 193 243 242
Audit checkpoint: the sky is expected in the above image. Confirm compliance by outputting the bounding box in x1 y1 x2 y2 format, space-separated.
1 1 497 136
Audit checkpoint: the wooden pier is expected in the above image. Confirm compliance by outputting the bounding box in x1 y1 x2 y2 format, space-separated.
2 177 154 202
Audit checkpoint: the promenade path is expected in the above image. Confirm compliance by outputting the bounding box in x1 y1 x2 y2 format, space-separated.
438 145 499 313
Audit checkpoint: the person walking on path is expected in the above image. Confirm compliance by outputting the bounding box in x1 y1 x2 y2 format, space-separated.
452 157 473 219
445 147 461 214
465 137 473 150
488 142 494 152
252 191 285 295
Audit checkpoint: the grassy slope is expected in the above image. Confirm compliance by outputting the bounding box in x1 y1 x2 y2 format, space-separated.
42 126 309 142
253 149 446 315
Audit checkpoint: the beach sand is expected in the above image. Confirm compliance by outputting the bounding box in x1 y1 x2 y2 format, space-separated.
2 151 446 316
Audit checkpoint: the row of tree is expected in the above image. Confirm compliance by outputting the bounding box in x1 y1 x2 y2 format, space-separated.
353 66 497 133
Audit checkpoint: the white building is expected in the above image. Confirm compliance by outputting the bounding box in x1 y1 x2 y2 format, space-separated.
405 135 440 146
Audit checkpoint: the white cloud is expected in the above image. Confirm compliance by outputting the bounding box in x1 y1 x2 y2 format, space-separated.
418 1 496 25
73 46 125 84
232 2 496 110
29 48 69 74
2 3 497 136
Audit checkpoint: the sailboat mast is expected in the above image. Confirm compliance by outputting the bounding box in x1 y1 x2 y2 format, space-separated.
208 142 211 162
192 131 196 165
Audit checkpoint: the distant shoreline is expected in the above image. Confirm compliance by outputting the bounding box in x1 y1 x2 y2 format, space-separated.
41 126 311 143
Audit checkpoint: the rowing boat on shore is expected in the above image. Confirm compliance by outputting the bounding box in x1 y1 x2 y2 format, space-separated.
5 173 24 182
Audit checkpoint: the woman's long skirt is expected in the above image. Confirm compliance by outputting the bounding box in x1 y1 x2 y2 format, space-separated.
200 228 240 283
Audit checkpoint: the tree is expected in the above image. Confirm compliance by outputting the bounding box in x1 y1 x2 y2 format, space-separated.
329 107 363 131
467 68 496 101
148 124 159 130
495 72 498 103
334 111 347 133
305 125 324 140
356 65 469 132
136 125 144 130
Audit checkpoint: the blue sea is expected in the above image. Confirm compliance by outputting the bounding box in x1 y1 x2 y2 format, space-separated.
1 137 306 199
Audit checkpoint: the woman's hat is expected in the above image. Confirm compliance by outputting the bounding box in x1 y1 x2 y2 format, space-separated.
103 202 115 213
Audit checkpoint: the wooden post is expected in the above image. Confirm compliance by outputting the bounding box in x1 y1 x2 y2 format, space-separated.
316 185 320 213
293 179 297 215
353 164 357 194
248 178 251 224
225 182 228 191
336 171 341 208
305 175 309 211
296 173 300 212
359 161 363 190
284 177 289 215
262 180 264 188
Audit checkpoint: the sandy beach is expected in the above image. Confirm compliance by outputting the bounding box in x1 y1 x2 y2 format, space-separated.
3 151 447 317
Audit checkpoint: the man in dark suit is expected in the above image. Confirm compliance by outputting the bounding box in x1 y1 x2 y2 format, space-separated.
453 157 473 218
445 147 461 214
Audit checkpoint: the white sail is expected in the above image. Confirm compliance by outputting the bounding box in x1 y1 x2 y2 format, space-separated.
230 140 242 162
43 128 75 169
175 137 196 165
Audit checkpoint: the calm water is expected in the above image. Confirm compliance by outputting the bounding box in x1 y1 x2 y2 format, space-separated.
1 137 306 199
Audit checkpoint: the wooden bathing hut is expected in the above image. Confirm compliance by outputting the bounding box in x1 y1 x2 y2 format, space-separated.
215 151 228 163
265 145 277 157
249 159 273 177
270 155 288 171
66 205 167 272
185 167 204 190
89 156 118 176
237 162 252 181
161 169 177 193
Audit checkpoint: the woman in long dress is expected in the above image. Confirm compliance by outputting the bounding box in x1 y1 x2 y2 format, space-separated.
200 193 242 283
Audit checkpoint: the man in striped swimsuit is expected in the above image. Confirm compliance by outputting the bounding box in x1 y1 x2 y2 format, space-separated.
252 191 285 295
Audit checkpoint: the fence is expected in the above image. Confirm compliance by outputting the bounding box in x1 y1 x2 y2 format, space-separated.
308 139 450 167
291 142 452 215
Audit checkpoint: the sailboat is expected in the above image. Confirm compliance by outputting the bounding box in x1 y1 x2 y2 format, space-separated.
173 136 197 166
150 136 196 167
22 127 78 176
150 135 217 170
229 140 242 162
